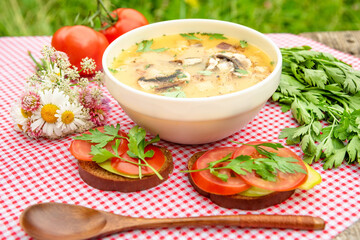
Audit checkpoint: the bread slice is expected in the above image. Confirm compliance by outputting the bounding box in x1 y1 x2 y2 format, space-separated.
188 151 295 210
78 147 173 192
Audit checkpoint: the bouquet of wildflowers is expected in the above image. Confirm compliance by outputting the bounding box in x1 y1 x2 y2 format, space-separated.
11 46 110 139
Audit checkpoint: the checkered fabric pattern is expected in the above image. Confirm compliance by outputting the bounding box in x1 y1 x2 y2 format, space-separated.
0 34 360 240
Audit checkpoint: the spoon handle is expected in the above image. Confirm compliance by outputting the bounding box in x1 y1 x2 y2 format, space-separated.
114 214 325 231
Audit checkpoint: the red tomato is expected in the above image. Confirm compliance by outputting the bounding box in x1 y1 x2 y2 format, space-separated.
100 8 148 43
69 126 128 161
111 145 165 175
232 141 308 191
191 147 250 195
51 25 109 75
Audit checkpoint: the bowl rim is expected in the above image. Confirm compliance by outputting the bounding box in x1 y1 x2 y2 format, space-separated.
103 18 282 103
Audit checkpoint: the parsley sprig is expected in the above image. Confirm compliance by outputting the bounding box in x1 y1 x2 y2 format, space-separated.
74 124 124 148
185 143 306 182
272 46 360 169
74 125 163 180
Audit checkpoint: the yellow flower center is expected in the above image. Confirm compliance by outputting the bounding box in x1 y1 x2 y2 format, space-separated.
61 110 75 124
41 104 59 123
21 108 32 118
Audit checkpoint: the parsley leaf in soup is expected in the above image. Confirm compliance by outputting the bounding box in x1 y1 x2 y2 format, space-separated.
198 70 213 76
201 33 228 40
161 87 186 98
177 73 188 79
108 68 121 73
136 40 168 53
180 33 202 41
240 40 248 48
235 69 248 75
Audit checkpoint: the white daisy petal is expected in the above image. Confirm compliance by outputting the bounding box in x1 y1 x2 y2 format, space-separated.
30 87 70 138
56 101 86 134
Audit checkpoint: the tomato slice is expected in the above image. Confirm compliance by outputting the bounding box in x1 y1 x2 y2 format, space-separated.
232 141 308 191
191 147 250 195
69 126 128 161
111 145 165 175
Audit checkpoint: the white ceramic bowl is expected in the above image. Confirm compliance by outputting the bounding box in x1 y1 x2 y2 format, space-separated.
103 19 282 144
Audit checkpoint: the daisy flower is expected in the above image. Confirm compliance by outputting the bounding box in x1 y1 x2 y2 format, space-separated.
55 102 87 134
31 88 69 138
11 104 30 132
12 45 110 139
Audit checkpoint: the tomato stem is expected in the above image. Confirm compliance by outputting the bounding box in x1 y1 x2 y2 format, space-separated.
97 0 117 25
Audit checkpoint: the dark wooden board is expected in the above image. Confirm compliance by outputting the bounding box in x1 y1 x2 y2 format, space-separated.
299 31 360 58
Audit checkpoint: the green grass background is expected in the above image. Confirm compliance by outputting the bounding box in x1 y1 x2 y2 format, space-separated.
1 0 359 36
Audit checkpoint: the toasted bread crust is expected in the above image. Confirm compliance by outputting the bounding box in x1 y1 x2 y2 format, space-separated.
78 147 173 192
188 151 295 210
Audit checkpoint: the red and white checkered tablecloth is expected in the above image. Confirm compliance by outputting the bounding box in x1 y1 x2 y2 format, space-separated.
1 34 360 240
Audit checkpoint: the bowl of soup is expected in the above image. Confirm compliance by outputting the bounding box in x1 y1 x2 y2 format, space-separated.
103 19 282 144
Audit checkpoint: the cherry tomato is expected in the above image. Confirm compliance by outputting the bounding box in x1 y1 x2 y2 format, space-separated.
232 141 308 191
69 126 128 161
190 147 250 195
51 25 109 75
100 8 148 43
111 145 165 175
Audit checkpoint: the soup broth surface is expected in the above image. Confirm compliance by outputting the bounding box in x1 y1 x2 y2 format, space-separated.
110 33 274 98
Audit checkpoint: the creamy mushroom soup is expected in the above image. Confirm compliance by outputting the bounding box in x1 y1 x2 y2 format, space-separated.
109 33 274 98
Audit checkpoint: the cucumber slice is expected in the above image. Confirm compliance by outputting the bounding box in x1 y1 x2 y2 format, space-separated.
98 160 139 179
238 162 321 196
239 186 274 197
297 162 322 190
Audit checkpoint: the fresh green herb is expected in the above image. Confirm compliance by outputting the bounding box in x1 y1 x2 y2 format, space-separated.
272 46 360 169
108 68 119 73
75 125 163 180
240 40 248 48
73 124 124 148
235 69 249 75
177 73 188 79
136 39 168 53
180 33 202 41
200 33 227 40
198 70 213 76
161 87 186 98
184 142 306 182
144 64 151 70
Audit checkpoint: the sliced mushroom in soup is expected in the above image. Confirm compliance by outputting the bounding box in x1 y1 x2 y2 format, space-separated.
109 33 274 98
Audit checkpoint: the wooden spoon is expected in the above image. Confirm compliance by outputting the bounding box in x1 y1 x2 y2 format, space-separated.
20 202 325 240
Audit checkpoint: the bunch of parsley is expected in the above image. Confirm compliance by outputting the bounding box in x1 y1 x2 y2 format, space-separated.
272 46 360 169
